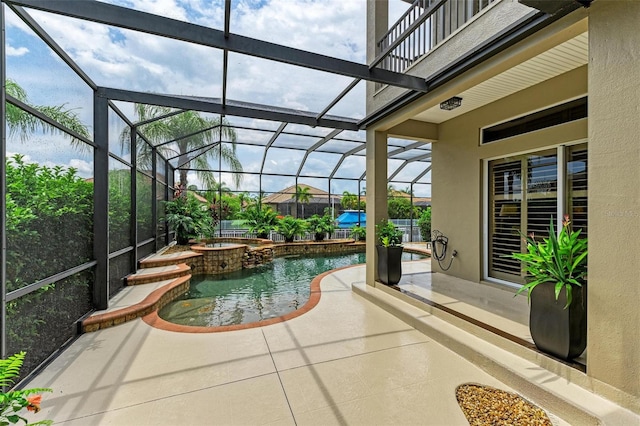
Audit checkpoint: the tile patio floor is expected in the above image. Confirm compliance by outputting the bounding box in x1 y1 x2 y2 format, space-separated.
24 257 631 425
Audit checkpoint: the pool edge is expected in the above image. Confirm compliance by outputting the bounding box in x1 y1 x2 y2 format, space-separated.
141 264 362 333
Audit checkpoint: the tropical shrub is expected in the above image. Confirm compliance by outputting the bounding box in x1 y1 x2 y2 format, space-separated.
108 169 132 252
388 196 421 219
5 155 93 380
375 220 403 247
276 216 307 243
6 155 93 289
165 192 214 244
240 204 278 239
506 215 587 308
340 191 359 210
350 225 366 241
0 352 52 425
417 207 431 242
306 213 336 241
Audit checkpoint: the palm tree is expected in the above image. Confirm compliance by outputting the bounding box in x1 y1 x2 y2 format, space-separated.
212 181 232 196
5 79 90 144
292 185 312 218
120 104 243 189
237 192 249 212
341 191 358 210
402 186 414 196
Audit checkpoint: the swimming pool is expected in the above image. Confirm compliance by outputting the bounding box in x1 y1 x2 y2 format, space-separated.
158 252 425 327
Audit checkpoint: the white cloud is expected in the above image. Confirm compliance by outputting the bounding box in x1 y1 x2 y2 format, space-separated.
6 45 29 56
69 159 94 177
5 0 423 192
6 152 32 163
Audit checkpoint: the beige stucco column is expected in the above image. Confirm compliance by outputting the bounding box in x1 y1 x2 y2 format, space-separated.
366 0 388 97
588 0 640 408
365 129 388 286
365 0 389 286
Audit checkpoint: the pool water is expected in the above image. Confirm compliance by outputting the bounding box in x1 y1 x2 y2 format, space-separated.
158 252 425 327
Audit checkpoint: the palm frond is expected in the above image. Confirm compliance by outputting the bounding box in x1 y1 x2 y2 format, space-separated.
0 352 25 387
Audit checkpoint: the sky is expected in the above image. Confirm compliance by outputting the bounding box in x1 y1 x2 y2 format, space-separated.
4 0 431 197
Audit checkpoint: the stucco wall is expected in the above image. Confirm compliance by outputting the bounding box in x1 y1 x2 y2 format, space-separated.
587 0 640 408
432 65 587 282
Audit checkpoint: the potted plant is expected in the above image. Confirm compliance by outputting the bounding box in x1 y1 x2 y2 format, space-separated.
165 192 214 245
306 213 336 242
276 215 307 243
507 215 588 360
240 204 278 239
375 220 404 285
350 225 366 241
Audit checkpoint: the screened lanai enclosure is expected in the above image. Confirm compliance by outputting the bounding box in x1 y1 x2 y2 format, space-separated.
1 0 434 378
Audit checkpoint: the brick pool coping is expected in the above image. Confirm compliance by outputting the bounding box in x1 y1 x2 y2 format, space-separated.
82 275 191 333
141 248 430 333
83 242 430 333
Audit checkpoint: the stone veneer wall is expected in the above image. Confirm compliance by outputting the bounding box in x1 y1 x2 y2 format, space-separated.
190 240 367 274
183 256 204 275
169 240 426 276
207 237 273 245
191 244 247 274
243 247 274 269
271 240 365 258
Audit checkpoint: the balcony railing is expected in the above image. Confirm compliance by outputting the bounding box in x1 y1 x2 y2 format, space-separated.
374 0 498 78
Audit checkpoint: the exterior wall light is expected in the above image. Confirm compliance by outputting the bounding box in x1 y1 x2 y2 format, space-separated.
440 96 463 111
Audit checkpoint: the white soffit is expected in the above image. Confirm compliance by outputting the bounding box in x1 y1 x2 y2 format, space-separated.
413 31 588 123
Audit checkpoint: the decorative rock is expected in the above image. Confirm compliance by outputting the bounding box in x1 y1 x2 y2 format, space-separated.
456 384 552 426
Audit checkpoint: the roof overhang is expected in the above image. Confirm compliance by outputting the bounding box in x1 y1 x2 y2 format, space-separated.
518 0 593 16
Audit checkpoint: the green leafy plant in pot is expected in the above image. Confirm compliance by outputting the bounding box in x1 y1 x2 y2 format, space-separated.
240 204 278 239
306 213 336 242
276 215 307 243
165 192 214 245
507 215 587 360
375 220 404 285
350 225 366 241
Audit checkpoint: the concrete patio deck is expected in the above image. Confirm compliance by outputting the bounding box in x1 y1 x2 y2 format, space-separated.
24 257 638 425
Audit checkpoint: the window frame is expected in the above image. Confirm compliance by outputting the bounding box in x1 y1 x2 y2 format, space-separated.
483 139 587 287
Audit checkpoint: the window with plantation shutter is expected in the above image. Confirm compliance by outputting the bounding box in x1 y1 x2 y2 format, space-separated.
525 151 558 244
487 145 587 284
489 159 523 280
567 145 588 238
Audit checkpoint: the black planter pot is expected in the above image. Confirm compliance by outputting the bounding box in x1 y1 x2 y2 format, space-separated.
315 233 326 242
529 281 587 360
376 245 404 285
176 235 190 245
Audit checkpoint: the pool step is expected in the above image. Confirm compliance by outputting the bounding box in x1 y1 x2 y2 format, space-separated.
126 263 191 285
82 275 191 333
139 250 202 269
82 252 200 333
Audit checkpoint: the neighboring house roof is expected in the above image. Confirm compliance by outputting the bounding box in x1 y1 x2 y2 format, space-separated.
387 190 431 206
413 197 431 206
188 191 209 203
262 184 341 204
